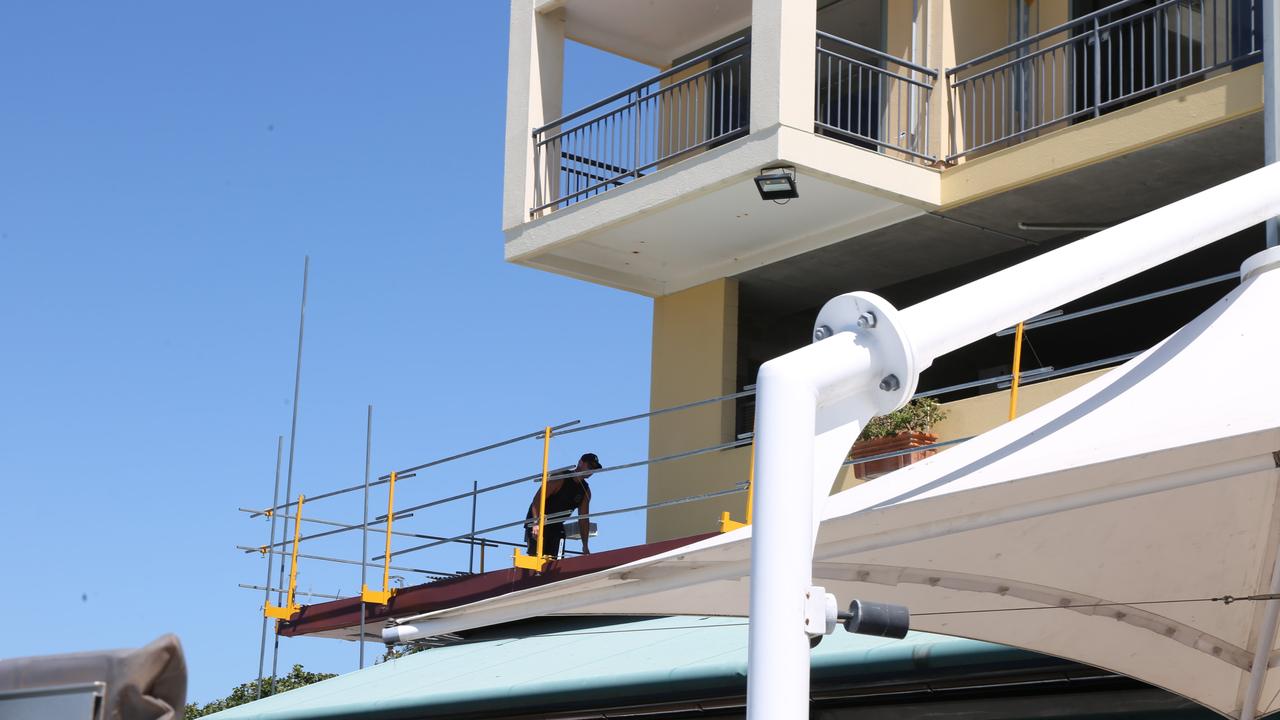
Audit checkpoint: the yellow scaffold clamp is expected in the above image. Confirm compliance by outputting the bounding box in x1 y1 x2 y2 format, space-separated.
362 471 398 605
264 494 305 620
719 439 755 533
513 426 554 572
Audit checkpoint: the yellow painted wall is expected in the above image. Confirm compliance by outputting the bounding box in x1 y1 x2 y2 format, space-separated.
635 1 1262 544
646 278 744 542
941 63 1264 207
659 60 712 168
882 0 922 162
931 368 1112 442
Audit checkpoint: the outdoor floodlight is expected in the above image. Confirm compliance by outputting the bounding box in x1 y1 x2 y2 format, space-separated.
839 599 910 639
755 166 798 201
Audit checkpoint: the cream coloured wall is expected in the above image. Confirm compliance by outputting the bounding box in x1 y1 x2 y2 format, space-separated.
504 1 565 230
931 368 1113 442
940 62 1264 207
507 1 1263 543
646 278 744 542
648 362 1119 541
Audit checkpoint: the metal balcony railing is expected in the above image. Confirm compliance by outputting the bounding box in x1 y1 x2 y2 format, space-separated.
530 37 750 217
947 0 1263 161
815 31 938 163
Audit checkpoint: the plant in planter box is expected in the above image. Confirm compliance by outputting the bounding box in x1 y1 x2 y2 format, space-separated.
848 398 949 479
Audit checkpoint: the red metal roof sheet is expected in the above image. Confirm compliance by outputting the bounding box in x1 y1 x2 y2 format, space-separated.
278 533 717 639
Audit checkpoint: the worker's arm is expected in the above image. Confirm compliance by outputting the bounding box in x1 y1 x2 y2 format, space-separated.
528 477 565 537
577 487 592 554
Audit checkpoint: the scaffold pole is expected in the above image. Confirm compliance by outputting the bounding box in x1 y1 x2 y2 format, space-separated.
272 255 308 694
256 435 283 699
359 404 372 669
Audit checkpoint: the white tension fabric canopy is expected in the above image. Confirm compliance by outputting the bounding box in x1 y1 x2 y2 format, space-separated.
389 250 1280 719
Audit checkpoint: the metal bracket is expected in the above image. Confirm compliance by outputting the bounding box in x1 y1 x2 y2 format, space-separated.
718 511 748 533
263 602 300 620
803 586 838 637
813 292 919 414
512 549 549 572
361 585 395 606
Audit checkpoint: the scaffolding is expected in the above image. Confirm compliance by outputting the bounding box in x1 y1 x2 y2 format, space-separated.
241 263 1241 687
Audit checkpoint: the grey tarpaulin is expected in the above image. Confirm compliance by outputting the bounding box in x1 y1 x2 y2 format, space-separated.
0 634 186 720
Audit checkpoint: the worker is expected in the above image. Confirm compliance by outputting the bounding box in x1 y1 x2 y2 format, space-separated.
525 452 600 559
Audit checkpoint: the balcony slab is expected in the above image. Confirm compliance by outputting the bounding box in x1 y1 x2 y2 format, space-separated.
507 126 942 296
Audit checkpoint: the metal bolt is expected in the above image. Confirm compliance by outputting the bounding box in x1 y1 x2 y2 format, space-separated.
813 325 832 341
856 312 877 329
879 375 900 392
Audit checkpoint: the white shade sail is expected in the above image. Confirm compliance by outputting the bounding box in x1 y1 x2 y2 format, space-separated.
390 253 1280 719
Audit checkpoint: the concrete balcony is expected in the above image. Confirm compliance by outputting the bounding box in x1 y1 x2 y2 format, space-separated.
503 0 941 297
503 0 1265 297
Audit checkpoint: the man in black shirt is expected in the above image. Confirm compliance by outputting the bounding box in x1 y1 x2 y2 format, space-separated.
525 452 601 558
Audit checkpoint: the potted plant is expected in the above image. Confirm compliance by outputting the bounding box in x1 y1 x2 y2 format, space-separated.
848 398 948 480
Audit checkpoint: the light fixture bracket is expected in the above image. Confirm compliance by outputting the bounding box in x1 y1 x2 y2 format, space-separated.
755 166 798 202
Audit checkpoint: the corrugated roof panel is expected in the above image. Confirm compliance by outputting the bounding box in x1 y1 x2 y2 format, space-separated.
206 616 1040 719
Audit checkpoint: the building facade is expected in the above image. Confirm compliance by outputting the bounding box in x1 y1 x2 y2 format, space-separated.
503 0 1268 542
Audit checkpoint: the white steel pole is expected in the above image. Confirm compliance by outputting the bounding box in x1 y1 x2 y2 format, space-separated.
747 360 818 717
903 163 1280 366
1264 0 1277 248
747 330 890 719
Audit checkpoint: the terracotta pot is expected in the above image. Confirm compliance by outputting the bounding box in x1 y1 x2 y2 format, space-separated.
848 431 939 480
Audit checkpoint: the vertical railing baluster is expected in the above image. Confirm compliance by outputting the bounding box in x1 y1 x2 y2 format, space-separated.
1093 16 1103 116
632 91 640 180
1176 1 1183 77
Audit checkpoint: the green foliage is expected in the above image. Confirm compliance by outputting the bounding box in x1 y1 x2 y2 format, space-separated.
378 641 431 663
856 398 948 442
184 664 336 718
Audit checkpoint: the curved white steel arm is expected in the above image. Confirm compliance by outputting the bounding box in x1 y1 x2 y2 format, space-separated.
747 162 1280 719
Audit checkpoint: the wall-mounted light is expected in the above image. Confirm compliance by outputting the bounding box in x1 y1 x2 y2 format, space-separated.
755 166 798 202
839 599 910 639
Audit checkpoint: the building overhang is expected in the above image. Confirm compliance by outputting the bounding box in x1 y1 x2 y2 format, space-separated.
506 125 942 297
537 0 752 67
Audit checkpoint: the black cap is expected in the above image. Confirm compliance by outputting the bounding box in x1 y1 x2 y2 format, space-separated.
580 453 602 470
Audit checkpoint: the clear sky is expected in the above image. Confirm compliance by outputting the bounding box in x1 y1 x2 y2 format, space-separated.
0 3 662 704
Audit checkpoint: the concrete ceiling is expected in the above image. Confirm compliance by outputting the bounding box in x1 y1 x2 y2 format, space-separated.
556 0 752 67
736 112 1265 319
547 167 924 295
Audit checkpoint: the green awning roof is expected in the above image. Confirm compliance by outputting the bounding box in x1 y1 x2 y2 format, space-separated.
207 616 1052 719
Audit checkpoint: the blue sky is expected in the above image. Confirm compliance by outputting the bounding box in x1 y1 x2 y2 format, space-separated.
0 3 661 704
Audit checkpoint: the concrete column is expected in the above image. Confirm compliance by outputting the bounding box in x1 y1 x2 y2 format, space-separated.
749 0 817 134
646 279 743 542
502 1 564 231
931 0 950 160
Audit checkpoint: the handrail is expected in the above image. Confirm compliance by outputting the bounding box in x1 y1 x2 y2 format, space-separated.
248 261 1229 552
816 31 937 77
249 420 580 517
996 272 1237 335
242 247 1249 606
384 435 986 562
814 29 936 163
536 53 747 147
946 0 1262 161
239 508 508 552
241 544 453 578
950 0 1162 74
814 46 935 90
533 36 749 136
